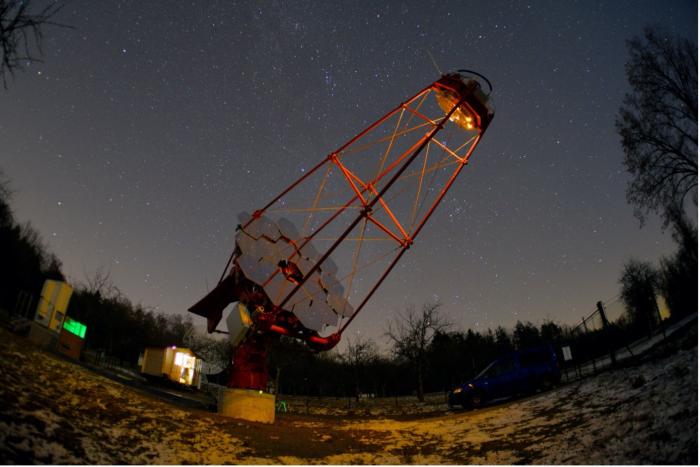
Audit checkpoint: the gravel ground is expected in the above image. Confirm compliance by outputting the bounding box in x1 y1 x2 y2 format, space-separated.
0 323 696 464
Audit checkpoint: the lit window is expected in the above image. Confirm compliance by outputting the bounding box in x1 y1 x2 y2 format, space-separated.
175 352 184 366
175 352 196 369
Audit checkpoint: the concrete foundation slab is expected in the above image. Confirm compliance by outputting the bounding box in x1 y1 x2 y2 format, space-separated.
28 322 57 349
218 388 276 424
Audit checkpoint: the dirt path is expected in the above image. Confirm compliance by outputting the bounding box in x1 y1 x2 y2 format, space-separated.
0 325 696 464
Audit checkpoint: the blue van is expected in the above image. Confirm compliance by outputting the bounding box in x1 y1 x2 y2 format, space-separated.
448 344 561 409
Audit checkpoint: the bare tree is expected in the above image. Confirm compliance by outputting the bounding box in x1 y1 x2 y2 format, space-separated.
616 26 698 226
83 266 120 298
343 334 378 400
0 0 66 88
619 259 659 336
385 301 450 401
658 205 698 319
185 328 231 373
0 168 12 227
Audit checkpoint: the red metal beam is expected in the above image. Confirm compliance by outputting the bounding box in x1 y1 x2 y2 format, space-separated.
275 96 465 313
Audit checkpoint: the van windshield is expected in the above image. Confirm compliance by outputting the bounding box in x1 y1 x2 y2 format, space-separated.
476 357 515 378
475 361 496 379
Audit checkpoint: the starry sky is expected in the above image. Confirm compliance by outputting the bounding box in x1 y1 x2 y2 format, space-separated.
2 0 697 348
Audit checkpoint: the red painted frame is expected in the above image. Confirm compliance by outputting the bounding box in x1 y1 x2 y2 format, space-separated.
222 73 493 350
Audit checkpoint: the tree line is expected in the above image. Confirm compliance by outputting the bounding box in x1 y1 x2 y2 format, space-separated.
0 171 228 368
268 308 573 400
616 26 697 338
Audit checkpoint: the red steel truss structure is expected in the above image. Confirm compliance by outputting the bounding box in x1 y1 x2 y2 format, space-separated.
190 71 494 390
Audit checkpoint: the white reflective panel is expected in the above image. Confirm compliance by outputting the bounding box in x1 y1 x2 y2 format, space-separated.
236 233 276 284
236 234 260 278
292 294 337 331
261 272 289 306
295 255 316 279
300 242 320 262
257 260 278 283
311 298 338 327
253 236 276 258
245 257 275 284
237 254 258 278
260 241 285 268
241 214 279 241
299 274 325 300
236 230 257 254
319 257 338 276
320 270 344 296
277 217 300 240
286 277 322 311
233 214 354 331
260 242 283 274
276 241 299 262
327 293 353 318
262 232 289 262
256 215 281 240
242 217 263 239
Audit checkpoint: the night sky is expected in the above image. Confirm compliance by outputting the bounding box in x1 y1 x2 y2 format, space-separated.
2 1 697 348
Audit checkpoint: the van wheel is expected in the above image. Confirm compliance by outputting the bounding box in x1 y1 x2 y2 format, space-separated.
468 392 483 408
541 376 555 391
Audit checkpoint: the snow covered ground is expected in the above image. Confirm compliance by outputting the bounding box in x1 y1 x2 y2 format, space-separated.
0 322 696 464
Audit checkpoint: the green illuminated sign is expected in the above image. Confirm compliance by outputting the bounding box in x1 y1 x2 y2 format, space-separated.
63 318 87 339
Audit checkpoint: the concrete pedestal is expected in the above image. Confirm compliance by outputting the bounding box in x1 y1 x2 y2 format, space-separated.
218 388 276 424
28 322 57 349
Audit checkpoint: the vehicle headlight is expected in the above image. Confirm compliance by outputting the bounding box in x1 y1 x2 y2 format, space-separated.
453 388 462 394
467 383 475 389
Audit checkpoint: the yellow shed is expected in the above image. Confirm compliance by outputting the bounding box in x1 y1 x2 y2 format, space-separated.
35 280 73 332
140 346 203 388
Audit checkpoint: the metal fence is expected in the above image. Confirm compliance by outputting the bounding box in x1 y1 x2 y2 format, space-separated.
558 294 673 382
0 289 36 332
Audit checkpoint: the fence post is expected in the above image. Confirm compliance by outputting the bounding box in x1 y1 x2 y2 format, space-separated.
597 301 616 367
654 298 667 340
275 367 281 395
581 317 596 373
